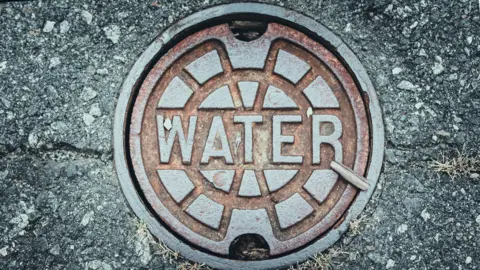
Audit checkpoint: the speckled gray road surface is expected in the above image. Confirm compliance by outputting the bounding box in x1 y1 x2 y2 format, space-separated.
1 0 479 269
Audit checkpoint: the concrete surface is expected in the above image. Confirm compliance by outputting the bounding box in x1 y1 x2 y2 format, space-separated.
0 0 479 269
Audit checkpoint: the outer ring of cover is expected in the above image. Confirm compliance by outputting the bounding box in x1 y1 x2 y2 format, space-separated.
113 3 385 269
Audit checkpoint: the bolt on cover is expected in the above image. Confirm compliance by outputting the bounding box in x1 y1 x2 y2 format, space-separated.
114 3 384 270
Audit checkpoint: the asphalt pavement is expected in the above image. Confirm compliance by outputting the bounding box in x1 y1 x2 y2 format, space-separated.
0 0 479 269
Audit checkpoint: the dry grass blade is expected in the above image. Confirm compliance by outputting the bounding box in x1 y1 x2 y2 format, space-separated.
132 219 208 268
429 150 479 179
155 241 180 265
349 215 369 236
130 219 153 243
289 248 349 270
177 261 212 270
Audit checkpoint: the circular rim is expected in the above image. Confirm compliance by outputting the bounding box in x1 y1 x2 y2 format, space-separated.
113 3 384 269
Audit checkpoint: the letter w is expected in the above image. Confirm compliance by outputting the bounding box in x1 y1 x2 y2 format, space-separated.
157 115 197 164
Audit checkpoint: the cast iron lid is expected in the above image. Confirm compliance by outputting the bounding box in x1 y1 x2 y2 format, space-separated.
114 3 384 269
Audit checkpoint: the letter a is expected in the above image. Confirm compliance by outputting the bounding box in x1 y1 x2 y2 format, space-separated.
201 116 233 164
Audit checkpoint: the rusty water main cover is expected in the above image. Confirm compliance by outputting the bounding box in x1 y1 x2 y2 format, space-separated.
114 3 384 269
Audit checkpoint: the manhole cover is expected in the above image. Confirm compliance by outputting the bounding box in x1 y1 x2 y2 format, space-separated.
114 3 384 269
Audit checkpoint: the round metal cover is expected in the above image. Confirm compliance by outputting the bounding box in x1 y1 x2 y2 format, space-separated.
114 3 384 269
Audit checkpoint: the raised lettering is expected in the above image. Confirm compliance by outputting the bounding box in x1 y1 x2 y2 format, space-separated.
234 115 263 163
312 115 342 164
157 115 197 164
272 115 303 164
201 116 234 164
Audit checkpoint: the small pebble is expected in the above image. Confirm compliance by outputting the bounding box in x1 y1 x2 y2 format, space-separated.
467 36 473 45
432 62 444 75
28 133 38 147
81 87 98 101
96 68 108 75
83 113 95 126
392 67 402 75
89 103 102 117
447 73 458 81
0 61 7 72
103 25 120 44
386 259 395 269
164 118 172 130
466 256 472 264
436 130 450 137
397 80 416 91
49 57 61 69
81 211 94 226
59 21 70 34
43 21 55 32
0 246 7 257
113 55 125 62
81 11 93 25
397 224 408 234
344 23 352 32
306 107 313 118
421 209 431 221
49 244 60 255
